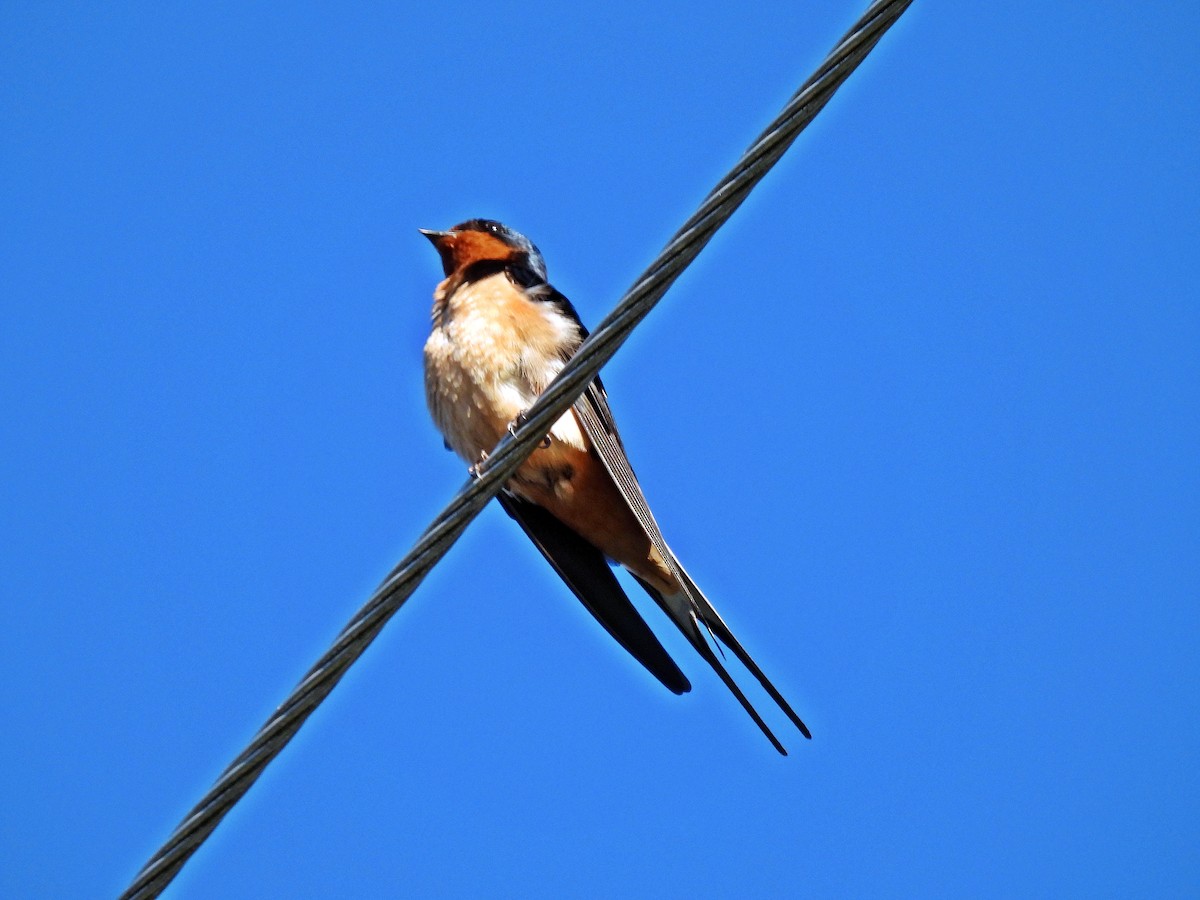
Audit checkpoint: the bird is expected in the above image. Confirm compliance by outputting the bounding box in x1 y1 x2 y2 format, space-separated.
420 218 810 753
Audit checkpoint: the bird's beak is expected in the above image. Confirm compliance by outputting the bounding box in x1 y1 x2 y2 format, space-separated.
419 228 454 246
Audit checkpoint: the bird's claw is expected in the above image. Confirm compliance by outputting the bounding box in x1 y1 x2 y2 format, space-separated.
509 410 552 449
468 449 489 479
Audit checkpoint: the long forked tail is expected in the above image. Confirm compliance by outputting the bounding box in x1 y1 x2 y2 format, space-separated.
632 571 810 755
571 386 809 750
675 568 812 741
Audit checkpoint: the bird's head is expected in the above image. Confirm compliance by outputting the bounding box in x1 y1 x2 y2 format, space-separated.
419 219 547 282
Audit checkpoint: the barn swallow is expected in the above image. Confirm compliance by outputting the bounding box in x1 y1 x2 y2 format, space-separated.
421 219 810 753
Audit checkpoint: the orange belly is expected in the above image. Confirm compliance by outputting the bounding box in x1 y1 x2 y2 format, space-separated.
510 441 678 595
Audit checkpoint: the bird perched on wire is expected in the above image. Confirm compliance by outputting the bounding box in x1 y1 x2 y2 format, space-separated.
420 218 810 753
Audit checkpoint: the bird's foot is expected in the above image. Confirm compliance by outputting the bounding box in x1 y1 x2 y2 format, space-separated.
509 410 552 449
467 449 489 479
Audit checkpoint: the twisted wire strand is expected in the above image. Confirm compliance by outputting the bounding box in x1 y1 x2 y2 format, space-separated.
121 2 912 895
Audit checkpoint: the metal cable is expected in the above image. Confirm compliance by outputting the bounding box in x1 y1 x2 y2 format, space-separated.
120 2 913 895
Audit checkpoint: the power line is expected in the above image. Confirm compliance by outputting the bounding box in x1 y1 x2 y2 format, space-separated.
120 2 913 896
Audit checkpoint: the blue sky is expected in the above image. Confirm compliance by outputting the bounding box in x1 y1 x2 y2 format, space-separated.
2 2 1197 897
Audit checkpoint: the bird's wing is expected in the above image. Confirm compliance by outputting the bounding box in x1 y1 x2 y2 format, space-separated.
573 382 810 752
523 277 810 750
497 490 691 695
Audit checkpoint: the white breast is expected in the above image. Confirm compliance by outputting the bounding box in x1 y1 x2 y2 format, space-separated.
423 272 586 462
